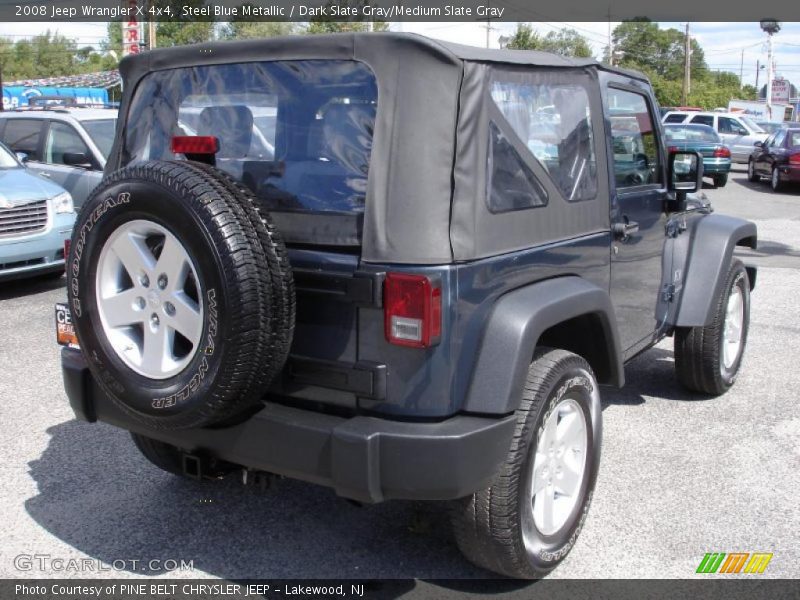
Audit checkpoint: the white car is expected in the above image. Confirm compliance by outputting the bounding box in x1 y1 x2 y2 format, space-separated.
662 110 768 163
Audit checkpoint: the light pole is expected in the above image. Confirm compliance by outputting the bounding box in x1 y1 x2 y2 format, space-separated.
760 19 781 120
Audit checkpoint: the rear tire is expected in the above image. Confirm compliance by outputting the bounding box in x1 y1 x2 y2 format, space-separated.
452 348 601 579
747 160 759 182
771 167 784 192
67 161 293 430
713 174 728 188
674 260 750 395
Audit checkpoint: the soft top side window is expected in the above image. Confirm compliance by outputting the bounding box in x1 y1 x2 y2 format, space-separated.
489 70 598 205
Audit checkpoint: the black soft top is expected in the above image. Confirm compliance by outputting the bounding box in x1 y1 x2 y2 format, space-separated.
115 33 646 263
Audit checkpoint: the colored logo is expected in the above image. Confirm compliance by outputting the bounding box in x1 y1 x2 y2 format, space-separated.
696 552 773 574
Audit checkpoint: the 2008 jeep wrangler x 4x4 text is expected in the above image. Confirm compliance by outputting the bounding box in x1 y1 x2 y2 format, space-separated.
59 33 757 578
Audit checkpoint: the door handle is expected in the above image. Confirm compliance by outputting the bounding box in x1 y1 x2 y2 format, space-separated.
613 220 639 239
39 171 51 178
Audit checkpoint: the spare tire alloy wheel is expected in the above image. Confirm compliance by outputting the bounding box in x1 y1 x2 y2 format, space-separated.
68 161 293 430
96 220 203 380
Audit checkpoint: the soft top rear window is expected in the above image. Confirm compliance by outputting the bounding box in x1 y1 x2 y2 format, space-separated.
124 60 378 238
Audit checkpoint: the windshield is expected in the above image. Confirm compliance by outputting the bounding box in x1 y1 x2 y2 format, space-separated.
80 119 117 159
665 125 720 143
740 116 765 133
0 142 22 168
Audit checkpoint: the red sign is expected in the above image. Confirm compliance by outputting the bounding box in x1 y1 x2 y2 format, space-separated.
123 0 143 56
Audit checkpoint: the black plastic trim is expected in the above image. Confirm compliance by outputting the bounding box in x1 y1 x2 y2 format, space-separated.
293 269 383 307
61 348 515 503
285 355 386 400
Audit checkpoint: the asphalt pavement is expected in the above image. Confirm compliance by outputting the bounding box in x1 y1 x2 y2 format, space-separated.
0 166 798 587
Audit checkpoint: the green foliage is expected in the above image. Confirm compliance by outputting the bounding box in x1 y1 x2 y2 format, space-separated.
506 23 541 50
506 24 593 58
610 19 753 110
0 31 116 81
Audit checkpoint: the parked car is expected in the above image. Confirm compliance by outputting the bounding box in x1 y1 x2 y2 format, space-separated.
0 140 75 281
58 33 757 579
663 123 732 187
661 110 768 162
0 108 117 209
756 121 789 135
747 126 800 192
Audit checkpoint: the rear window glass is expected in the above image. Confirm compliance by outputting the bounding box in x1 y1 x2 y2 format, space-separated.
490 74 598 203
789 131 800 147
124 61 377 215
664 125 720 143
81 118 117 159
663 113 688 124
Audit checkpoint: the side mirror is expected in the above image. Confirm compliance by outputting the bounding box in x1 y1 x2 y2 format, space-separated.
754 141 763 148
15 151 28 163
737 128 749 136
667 150 703 211
62 152 92 168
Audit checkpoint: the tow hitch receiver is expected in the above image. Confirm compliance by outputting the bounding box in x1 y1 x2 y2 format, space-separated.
181 452 229 481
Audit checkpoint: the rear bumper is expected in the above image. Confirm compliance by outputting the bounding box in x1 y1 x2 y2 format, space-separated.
62 348 516 503
701 158 731 175
777 164 800 183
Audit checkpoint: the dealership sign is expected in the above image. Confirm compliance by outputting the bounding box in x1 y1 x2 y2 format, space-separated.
771 78 791 104
122 0 144 56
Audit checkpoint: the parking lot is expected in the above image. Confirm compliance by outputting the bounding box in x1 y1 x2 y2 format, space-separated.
0 166 798 583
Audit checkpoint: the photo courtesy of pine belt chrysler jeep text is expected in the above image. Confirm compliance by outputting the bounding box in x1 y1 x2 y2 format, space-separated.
58 33 757 579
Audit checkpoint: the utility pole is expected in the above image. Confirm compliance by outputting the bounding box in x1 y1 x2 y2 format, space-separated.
682 22 691 105
608 8 613 66
740 49 744 89
760 20 781 121
148 19 156 50
755 59 760 92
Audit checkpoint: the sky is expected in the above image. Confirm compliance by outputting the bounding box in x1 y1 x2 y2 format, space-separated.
1 20 800 89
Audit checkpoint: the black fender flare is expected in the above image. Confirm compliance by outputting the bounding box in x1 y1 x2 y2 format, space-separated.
674 214 757 328
462 276 624 415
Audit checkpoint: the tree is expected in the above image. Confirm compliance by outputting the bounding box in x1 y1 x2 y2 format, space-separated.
611 19 705 82
505 24 593 58
0 31 116 81
541 29 593 58
506 23 542 50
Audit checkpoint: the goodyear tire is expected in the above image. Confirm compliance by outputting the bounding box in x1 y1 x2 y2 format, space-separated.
674 260 750 395
67 161 294 429
452 348 602 579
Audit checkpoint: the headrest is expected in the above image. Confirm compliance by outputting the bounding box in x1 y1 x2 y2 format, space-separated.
198 105 254 159
321 103 376 173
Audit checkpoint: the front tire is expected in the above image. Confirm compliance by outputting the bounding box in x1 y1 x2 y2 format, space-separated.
674 260 750 395
452 348 601 578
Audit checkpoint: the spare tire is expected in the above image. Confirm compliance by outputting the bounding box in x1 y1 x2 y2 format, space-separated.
67 161 294 429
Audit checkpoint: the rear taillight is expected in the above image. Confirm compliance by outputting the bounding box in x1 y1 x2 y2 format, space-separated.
170 135 219 155
668 146 679 153
384 273 441 348
790 153 800 166
64 239 70 258
713 146 731 158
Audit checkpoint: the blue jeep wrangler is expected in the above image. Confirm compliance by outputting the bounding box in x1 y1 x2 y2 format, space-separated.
60 33 757 578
